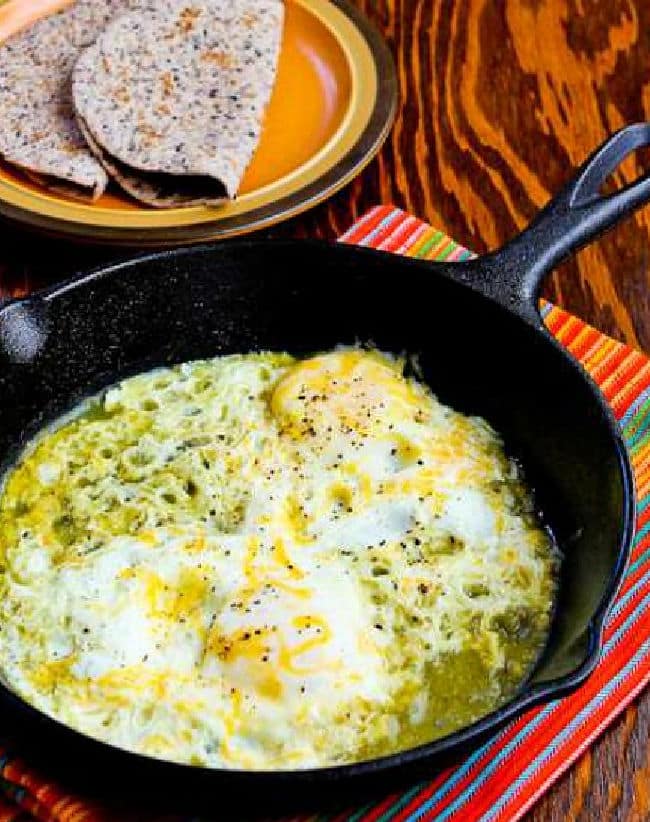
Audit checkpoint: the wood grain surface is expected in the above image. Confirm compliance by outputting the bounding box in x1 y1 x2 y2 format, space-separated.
1 0 650 819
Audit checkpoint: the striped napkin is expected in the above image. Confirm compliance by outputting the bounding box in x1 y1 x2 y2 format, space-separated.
0 207 649 822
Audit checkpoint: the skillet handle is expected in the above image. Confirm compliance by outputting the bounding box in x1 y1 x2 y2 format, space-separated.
468 123 650 325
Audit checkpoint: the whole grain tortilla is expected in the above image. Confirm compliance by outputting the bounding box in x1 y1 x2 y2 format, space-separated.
0 0 137 201
72 0 285 208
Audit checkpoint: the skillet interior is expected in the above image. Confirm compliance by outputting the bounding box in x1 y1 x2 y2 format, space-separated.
0 239 633 812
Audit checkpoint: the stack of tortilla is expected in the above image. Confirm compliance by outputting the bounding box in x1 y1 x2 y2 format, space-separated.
0 0 284 207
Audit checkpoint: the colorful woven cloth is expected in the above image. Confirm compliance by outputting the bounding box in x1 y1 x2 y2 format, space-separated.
0 206 649 822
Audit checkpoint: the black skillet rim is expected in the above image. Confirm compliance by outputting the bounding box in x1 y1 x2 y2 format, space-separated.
0 239 637 783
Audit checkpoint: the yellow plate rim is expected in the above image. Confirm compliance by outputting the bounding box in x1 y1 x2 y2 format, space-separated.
0 0 397 245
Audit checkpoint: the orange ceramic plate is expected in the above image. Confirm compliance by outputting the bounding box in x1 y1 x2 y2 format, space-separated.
0 0 397 245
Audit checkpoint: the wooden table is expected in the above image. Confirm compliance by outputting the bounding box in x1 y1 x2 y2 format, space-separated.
1 0 649 819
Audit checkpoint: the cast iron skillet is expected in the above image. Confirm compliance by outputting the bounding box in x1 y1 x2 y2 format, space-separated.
0 124 650 815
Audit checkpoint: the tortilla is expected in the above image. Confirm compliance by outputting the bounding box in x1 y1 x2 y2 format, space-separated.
76 109 222 208
0 0 136 201
72 0 285 208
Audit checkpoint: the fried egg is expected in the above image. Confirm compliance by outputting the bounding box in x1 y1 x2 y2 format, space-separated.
0 350 559 769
